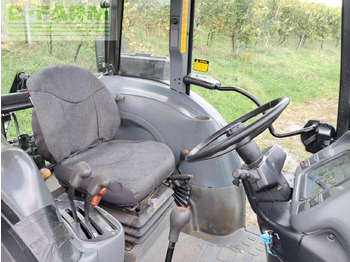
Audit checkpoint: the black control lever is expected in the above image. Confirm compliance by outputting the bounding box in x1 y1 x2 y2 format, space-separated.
168 174 193 181
183 73 221 89
165 207 191 262
84 174 110 220
232 169 260 186
68 162 92 223
176 149 189 173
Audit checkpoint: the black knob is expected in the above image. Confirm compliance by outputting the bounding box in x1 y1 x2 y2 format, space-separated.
100 0 110 8
87 174 110 196
69 161 92 188
171 18 179 24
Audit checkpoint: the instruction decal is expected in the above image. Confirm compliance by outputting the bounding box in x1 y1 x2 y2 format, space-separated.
193 59 209 72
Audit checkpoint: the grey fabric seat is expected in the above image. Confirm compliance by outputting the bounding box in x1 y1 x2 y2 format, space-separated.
28 64 175 207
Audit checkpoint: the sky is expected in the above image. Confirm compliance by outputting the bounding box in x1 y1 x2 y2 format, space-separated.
306 0 342 7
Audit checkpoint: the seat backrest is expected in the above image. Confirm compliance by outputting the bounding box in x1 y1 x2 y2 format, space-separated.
28 64 120 163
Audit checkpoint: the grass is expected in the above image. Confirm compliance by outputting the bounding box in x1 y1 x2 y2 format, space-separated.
190 29 340 123
1 27 341 163
1 40 97 138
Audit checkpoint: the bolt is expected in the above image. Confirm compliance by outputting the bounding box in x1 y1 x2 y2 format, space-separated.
327 234 335 241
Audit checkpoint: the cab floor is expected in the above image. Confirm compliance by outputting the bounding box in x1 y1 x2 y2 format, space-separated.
141 227 267 262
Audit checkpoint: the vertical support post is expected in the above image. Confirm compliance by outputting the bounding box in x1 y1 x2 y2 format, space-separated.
336 1 350 137
186 0 196 95
104 7 109 68
107 0 124 74
169 0 192 94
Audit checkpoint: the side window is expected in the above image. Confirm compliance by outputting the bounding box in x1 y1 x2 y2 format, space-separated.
1 0 107 137
120 0 170 82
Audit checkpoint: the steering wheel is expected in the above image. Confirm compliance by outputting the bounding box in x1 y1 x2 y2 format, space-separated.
185 97 290 162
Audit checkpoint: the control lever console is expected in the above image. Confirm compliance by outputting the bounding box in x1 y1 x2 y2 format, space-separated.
57 200 124 261
57 163 124 261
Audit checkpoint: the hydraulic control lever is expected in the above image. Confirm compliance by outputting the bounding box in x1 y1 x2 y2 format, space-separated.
165 207 191 262
84 174 110 220
176 149 189 173
167 174 193 181
68 161 92 223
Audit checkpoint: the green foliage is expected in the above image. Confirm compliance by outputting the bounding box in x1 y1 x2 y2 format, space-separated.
274 0 341 48
197 0 341 51
198 0 262 52
123 0 169 54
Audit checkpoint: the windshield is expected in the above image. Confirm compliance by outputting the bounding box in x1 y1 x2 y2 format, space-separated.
190 0 342 173
120 0 170 83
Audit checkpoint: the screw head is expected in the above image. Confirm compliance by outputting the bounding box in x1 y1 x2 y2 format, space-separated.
327 234 335 241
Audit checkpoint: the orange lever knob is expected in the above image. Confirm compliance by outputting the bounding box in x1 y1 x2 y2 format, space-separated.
91 188 107 206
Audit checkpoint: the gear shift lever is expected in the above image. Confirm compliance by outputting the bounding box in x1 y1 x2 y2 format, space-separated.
68 161 92 223
165 206 191 262
84 174 110 220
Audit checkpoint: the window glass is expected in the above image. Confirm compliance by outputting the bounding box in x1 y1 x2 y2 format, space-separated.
120 0 170 82
1 0 107 137
191 0 342 173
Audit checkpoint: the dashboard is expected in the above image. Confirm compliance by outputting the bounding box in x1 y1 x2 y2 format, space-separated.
299 151 350 202
291 131 350 252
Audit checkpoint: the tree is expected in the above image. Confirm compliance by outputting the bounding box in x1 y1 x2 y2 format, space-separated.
197 0 225 45
123 0 169 53
328 7 341 47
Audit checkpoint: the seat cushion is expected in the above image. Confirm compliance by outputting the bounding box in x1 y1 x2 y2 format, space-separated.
55 140 175 207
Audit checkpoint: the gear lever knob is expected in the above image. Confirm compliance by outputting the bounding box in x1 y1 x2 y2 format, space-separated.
165 206 191 262
87 174 110 196
169 206 191 243
69 161 92 188
84 174 110 220
67 162 92 223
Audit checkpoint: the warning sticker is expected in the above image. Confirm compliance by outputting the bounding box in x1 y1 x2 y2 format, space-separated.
193 59 209 72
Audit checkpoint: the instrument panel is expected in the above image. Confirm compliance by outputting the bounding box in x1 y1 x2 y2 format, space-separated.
291 131 350 250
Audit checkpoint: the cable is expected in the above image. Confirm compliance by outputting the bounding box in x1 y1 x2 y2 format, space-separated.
10 112 21 138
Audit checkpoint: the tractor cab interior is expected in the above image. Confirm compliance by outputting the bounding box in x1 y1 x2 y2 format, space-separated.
1 0 350 262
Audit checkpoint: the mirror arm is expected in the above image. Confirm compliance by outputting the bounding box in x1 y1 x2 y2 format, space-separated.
269 124 317 138
184 74 319 139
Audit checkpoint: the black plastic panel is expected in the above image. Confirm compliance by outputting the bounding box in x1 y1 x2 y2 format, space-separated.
1 92 33 114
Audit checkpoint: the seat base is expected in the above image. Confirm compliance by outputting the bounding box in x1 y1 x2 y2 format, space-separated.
54 140 175 207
